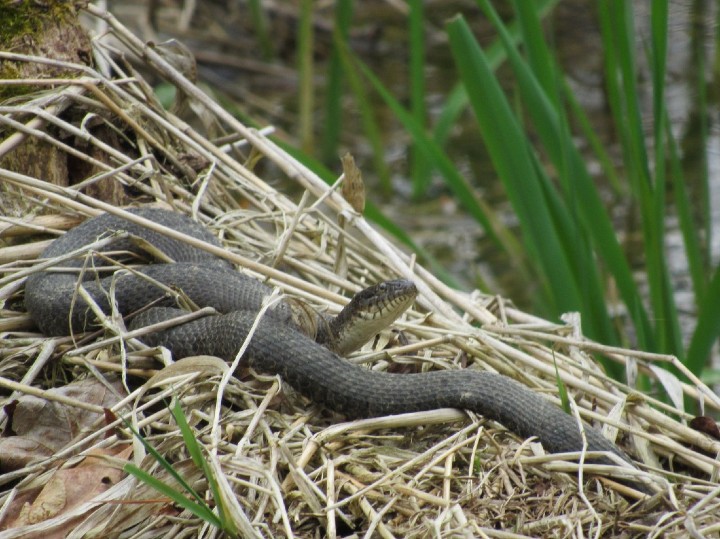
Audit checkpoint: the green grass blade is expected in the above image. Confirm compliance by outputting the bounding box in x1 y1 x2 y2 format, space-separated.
678 1 712 297
552 352 570 414
247 0 274 60
122 403 236 532
432 0 560 149
120 413 214 512
171 401 236 534
446 14 582 315
647 1 683 357
562 78 624 194
408 0 431 198
666 121 706 305
608 2 652 194
171 400 204 469
332 28 392 193
125 464 223 526
354 55 522 260
650 1 668 155
686 264 720 377
492 0 619 345
597 3 629 177
513 0 557 104
690 3 712 267
321 0 354 164
599 1 681 355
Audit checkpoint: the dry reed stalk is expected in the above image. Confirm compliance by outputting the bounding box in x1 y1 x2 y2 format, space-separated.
0 5 718 538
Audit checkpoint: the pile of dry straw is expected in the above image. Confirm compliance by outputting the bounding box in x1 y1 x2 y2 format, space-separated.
0 6 719 538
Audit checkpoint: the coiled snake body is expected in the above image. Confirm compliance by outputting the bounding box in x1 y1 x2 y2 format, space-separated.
25 208 634 473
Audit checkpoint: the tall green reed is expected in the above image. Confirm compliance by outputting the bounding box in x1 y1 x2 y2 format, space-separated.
290 1 716 382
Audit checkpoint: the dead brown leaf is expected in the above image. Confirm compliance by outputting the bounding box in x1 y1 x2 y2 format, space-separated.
1 445 132 535
0 378 126 472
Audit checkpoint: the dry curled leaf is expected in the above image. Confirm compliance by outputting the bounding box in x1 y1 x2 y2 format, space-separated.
0 378 125 472
0 446 132 534
341 153 366 214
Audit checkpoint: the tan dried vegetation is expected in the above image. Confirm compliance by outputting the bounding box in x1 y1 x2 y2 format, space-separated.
0 5 719 538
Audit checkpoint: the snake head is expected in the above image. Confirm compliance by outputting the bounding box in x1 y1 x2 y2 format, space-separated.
347 279 418 317
326 279 418 355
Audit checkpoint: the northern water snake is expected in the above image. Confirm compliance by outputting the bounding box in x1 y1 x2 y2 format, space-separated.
25 208 639 481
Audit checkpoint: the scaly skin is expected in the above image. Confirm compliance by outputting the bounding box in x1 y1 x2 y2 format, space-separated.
26 207 645 491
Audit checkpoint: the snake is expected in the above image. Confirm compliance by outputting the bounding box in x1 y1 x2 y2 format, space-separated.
25 208 641 483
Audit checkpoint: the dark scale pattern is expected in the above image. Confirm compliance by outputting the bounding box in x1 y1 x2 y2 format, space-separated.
25 209 293 335
133 307 629 462
26 208 637 476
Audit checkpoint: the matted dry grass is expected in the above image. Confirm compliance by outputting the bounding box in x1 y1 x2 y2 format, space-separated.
1 6 719 538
